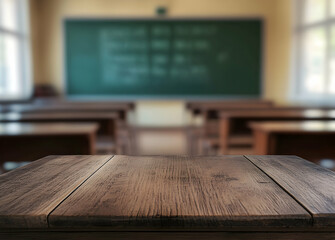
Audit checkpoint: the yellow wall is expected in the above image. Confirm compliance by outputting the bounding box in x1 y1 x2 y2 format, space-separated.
30 0 292 104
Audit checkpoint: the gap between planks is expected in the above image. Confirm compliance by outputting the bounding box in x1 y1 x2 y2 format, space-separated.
46 155 115 227
243 155 315 226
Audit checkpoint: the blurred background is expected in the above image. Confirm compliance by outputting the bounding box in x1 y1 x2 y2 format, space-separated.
1 0 335 173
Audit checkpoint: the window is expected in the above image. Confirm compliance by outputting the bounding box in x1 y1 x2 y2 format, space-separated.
293 0 335 103
0 0 31 101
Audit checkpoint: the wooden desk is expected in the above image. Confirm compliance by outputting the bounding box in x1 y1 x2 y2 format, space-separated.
2 98 134 120
0 123 98 171
219 109 335 154
186 100 274 154
1 155 335 239
0 112 119 136
251 121 335 163
0 112 129 154
187 101 333 154
187 99 274 114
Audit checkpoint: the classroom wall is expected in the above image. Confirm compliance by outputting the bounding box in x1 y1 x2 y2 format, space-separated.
29 0 293 104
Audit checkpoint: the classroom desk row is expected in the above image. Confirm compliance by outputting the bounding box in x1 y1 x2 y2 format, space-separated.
0 100 134 172
250 121 335 164
0 122 98 172
0 98 134 118
188 101 323 153
219 109 335 154
0 112 119 135
187 100 335 166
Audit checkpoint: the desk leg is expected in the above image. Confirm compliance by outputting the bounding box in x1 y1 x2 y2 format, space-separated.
88 133 96 155
219 118 230 154
253 130 272 155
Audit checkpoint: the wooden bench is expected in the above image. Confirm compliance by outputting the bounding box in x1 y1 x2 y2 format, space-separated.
1 155 335 239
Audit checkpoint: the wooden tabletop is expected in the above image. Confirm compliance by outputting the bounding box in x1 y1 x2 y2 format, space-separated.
250 121 335 133
1 155 335 231
0 123 99 136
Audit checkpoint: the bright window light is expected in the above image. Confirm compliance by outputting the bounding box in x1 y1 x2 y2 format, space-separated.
293 0 335 103
0 0 32 101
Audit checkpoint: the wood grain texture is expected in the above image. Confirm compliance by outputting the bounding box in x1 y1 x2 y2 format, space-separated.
49 155 310 229
245 155 335 226
0 155 113 228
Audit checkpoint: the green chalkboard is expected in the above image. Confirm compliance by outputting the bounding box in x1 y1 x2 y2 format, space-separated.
65 19 263 98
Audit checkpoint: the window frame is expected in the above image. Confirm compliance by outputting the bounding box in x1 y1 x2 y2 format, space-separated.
291 0 335 104
0 0 32 102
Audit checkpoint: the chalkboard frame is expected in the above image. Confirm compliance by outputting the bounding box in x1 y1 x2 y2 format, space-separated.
62 17 265 100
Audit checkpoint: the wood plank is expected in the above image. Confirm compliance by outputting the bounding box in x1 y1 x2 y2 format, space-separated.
0 155 113 228
49 155 310 229
245 155 335 226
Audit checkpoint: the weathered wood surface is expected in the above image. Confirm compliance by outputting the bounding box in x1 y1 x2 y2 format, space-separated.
245 155 335 226
0 155 113 228
49 155 310 229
